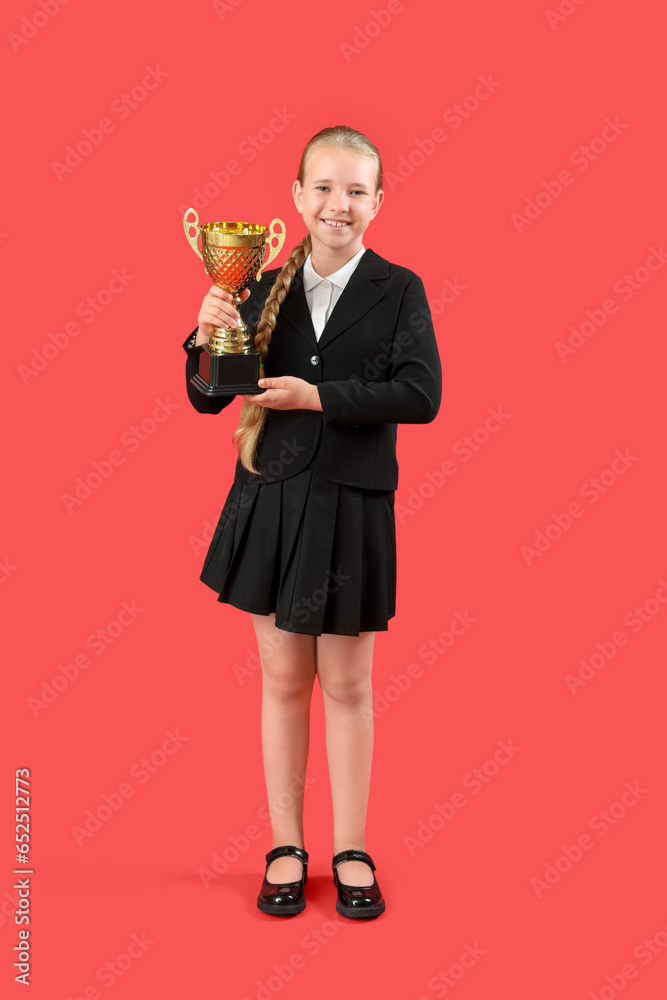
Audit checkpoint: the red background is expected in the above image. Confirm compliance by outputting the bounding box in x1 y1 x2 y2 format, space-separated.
2 1 666 997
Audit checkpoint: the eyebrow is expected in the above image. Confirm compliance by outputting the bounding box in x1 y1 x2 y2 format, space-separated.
311 178 370 189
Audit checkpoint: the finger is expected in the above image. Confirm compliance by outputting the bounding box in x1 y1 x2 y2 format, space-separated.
199 312 229 329
208 285 234 299
257 377 279 389
201 306 240 326
205 295 241 318
207 287 238 308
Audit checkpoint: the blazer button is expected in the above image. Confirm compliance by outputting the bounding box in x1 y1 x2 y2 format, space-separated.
310 355 320 366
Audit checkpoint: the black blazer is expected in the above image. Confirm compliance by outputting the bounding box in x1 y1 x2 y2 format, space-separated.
182 248 442 491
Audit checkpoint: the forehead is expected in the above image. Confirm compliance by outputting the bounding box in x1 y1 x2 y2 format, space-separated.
303 146 376 184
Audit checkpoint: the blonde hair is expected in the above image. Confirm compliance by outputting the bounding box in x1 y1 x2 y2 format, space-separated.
231 125 383 474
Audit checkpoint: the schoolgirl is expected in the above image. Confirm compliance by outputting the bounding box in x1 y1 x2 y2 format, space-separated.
182 125 442 917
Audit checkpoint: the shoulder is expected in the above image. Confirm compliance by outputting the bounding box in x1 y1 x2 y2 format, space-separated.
360 249 427 298
360 248 425 286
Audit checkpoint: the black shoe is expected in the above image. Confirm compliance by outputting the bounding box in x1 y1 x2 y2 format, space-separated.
332 849 386 919
257 845 309 916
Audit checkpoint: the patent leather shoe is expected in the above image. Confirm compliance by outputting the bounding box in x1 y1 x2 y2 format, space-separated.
257 845 309 916
332 849 385 919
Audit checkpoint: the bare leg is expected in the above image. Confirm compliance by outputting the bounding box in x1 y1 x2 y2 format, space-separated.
316 630 377 887
250 612 316 884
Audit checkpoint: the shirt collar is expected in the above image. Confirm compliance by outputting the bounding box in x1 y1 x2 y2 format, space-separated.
302 244 366 292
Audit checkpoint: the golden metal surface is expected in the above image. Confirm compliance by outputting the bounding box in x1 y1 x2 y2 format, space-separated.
182 208 286 355
183 208 204 260
256 219 286 281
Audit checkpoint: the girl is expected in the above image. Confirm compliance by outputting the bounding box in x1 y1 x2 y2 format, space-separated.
182 125 442 918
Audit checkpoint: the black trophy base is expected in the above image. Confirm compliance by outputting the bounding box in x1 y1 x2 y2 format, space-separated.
190 347 264 397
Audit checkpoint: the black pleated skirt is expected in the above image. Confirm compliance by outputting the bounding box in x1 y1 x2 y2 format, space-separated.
199 466 396 636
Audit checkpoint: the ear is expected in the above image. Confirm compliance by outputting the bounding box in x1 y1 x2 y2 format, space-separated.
370 189 385 219
292 179 304 215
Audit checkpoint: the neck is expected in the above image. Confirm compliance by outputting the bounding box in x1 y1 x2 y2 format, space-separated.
309 242 363 278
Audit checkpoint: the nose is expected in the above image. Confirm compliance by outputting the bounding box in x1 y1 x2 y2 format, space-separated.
327 189 350 213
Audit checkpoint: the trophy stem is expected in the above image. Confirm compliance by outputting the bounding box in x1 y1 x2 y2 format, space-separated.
208 291 254 355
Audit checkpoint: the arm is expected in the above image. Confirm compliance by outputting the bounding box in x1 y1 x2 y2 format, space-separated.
317 274 442 426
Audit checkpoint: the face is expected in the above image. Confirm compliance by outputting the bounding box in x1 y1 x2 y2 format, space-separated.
292 146 384 258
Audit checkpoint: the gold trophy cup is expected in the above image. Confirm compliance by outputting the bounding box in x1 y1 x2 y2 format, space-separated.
183 208 286 395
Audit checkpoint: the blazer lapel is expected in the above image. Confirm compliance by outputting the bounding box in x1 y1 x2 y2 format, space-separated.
317 250 388 350
277 249 390 352
275 269 317 351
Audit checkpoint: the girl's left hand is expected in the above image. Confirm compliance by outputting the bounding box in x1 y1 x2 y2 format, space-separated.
242 376 322 411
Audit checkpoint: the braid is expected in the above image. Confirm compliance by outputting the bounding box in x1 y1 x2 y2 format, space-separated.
231 124 383 476
231 233 312 474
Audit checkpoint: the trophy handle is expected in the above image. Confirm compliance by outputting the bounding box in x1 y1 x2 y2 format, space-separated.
256 218 286 281
183 207 203 260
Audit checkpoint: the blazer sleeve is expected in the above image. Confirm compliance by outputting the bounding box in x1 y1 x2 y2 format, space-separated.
182 330 237 415
317 273 442 426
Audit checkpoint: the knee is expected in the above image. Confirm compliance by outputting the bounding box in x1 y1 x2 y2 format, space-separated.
262 659 314 700
319 672 371 707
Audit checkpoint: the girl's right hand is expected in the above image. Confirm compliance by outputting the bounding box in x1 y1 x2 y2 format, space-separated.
194 286 251 346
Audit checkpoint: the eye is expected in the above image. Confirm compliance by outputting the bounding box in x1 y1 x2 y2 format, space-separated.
316 186 329 191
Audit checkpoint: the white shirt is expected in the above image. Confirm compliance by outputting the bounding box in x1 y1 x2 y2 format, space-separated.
302 245 366 341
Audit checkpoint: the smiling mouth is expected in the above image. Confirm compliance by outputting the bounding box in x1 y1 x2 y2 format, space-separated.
322 219 350 228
